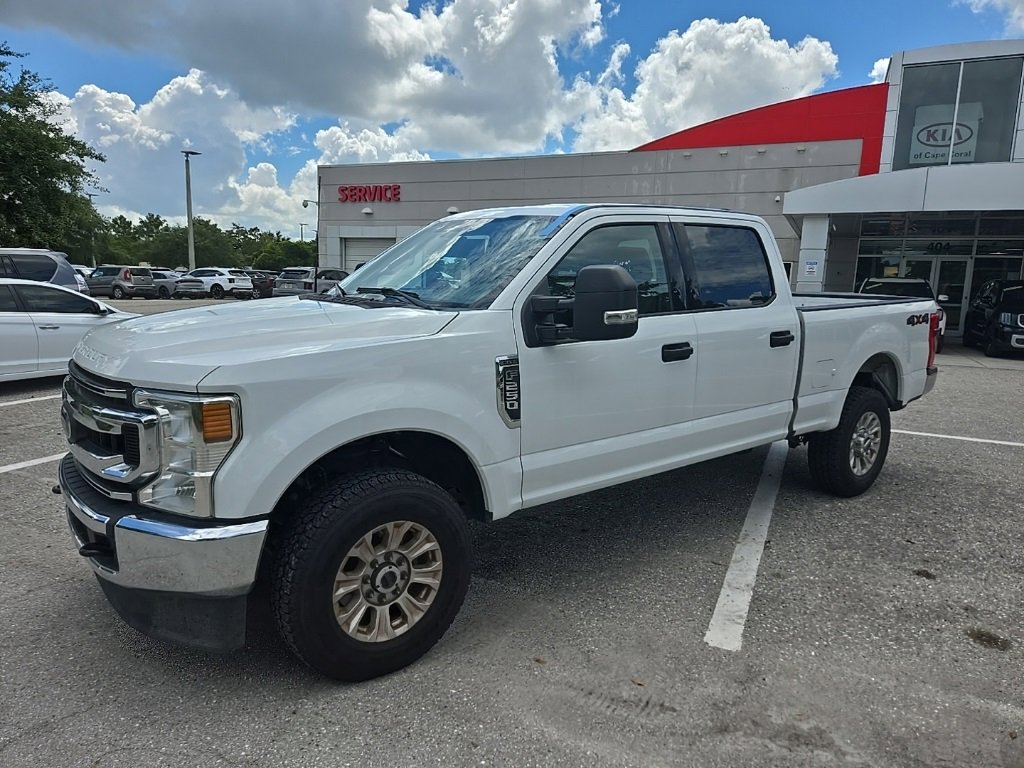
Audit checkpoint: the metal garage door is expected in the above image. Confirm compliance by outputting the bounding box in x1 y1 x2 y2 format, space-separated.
343 238 395 272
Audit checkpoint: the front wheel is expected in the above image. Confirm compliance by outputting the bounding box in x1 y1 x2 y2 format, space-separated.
158 286 170 299
111 286 125 300
807 386 891 497
271 468 472 681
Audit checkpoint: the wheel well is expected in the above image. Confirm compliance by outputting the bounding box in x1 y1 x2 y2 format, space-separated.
853 354 900 409
269 431 490 527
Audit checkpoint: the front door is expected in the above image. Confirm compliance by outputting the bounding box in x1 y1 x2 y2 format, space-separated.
515 217 698 508
934 258 969 334
13 283 109 374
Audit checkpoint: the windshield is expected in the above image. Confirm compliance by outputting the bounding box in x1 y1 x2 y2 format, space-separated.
860 279 934 298
336 214 555 309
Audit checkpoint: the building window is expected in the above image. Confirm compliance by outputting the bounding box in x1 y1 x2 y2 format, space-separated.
893 57 1024 171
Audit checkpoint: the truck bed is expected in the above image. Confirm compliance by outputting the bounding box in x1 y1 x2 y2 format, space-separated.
792 292 931 311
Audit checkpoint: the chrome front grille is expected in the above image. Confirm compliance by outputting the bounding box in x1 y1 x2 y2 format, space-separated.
62 366 161 497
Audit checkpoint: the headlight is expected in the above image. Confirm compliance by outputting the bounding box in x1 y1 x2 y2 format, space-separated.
132 390 241 517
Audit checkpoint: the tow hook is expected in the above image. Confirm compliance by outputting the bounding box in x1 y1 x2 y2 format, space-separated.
78 542 113 559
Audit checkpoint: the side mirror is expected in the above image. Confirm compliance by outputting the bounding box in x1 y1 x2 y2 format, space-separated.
90 303 109 315
527 264 639 345
937 294 949 303
573 265 639 341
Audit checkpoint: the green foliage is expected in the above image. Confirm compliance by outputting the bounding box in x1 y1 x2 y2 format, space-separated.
0 43 105 248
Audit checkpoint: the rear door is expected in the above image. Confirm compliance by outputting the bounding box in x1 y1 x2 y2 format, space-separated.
129 267 154 289
86 266 115 295
671 217 799 451
0 284 38 377
14 283 111 374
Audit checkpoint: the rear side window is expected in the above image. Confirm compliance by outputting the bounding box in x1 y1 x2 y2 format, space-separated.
16 284 95 313
10 253 57 281
679 225 773 309
0 256 12 277
0 284 19 311
229 270 249 277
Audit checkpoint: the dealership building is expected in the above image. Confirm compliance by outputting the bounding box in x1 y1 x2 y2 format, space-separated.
315 39 1024 339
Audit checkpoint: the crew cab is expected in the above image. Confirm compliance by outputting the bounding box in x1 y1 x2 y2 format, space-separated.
56 204 939 681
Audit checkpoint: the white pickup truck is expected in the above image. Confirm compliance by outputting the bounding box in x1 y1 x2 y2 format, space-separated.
58 204 939 680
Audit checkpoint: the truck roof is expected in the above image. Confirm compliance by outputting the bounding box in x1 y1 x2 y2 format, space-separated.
445 202 758 237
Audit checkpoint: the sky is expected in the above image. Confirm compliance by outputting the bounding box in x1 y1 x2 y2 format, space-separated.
1 0 1022 239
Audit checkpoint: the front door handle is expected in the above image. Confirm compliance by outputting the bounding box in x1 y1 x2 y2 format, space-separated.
770 330 795 348
662 342 694 362
38 325 60 330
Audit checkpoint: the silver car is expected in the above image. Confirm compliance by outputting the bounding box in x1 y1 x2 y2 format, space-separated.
272 267 349 297
0 248 80 291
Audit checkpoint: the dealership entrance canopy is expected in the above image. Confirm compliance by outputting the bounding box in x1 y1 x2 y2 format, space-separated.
317 39 1024 338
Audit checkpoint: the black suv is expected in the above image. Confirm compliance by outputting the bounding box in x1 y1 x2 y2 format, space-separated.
962 279 1024 356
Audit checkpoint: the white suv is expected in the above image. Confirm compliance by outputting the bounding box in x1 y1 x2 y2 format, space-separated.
174 268 254 300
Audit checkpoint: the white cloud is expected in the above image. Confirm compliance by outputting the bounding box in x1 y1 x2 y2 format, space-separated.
869 57 890 84
571 17 838 152
959 0 1024 33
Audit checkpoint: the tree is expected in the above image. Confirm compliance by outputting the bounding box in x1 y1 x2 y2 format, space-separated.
0 44 105 247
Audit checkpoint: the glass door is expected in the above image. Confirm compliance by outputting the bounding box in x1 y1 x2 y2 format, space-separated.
934 259 969 334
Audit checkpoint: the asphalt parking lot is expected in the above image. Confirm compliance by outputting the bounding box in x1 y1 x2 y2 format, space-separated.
1 311 1021 767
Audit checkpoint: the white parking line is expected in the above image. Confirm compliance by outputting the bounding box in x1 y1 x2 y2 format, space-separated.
893 429 1024 448
0 394 62 408
0 453 65 475
704 440 788 652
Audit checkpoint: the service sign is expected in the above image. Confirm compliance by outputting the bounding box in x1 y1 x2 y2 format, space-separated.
908 102 981 165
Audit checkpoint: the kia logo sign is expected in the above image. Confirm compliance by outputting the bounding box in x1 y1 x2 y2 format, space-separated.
916 122 974 148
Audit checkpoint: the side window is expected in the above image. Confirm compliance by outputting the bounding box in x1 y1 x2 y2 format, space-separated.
10 253 57 281
681 225 774 309
16 284 96 314
0 256 13 277
546 224 674 316
0 284 19 311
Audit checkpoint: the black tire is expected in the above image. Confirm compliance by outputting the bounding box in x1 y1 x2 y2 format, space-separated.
807 386 891 498
983 332 1001 358
158 286 170 299
962 329 977 348
271 468 472 681
935 332 944 354
210 284 225 299
111 285 125 300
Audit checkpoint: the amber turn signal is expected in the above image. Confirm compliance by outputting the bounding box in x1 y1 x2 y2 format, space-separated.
201 401 233 442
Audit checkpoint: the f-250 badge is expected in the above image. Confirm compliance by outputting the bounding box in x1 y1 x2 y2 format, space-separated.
495 356 520 428
906 313 930 327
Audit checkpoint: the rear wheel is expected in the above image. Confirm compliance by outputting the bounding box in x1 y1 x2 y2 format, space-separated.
158 286 170 299
808 386 891 497
210 284 225 299
271 468 471 681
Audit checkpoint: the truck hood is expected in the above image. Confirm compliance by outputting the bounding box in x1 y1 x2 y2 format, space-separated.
72 296 457 389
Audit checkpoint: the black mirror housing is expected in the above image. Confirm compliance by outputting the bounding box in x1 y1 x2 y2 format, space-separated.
572 265 639 342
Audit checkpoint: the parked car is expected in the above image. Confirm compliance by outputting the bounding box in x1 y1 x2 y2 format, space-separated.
174 267 254 299
243 270 275 298
962 279 1024 356
858 277 947 352
0 278 135 382
150 269 183 299
272 267 349 297
86 265 157 299
0 248 80 292
58 203 939 680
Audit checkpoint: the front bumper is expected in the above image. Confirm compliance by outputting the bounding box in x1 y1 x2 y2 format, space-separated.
59 455 268 650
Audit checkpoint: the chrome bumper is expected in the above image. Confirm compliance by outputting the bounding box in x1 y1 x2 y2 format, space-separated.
60 455 267 597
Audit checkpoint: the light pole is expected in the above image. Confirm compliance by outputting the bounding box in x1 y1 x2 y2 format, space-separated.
299 223 309 241
85 192 99 268
181 150 201 271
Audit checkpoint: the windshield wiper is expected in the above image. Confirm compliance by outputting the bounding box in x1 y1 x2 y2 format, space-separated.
356 286 434 309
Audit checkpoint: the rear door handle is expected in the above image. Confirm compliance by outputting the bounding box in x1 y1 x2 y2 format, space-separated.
661 342 694 362
770 330 795 348
38 325 60 330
